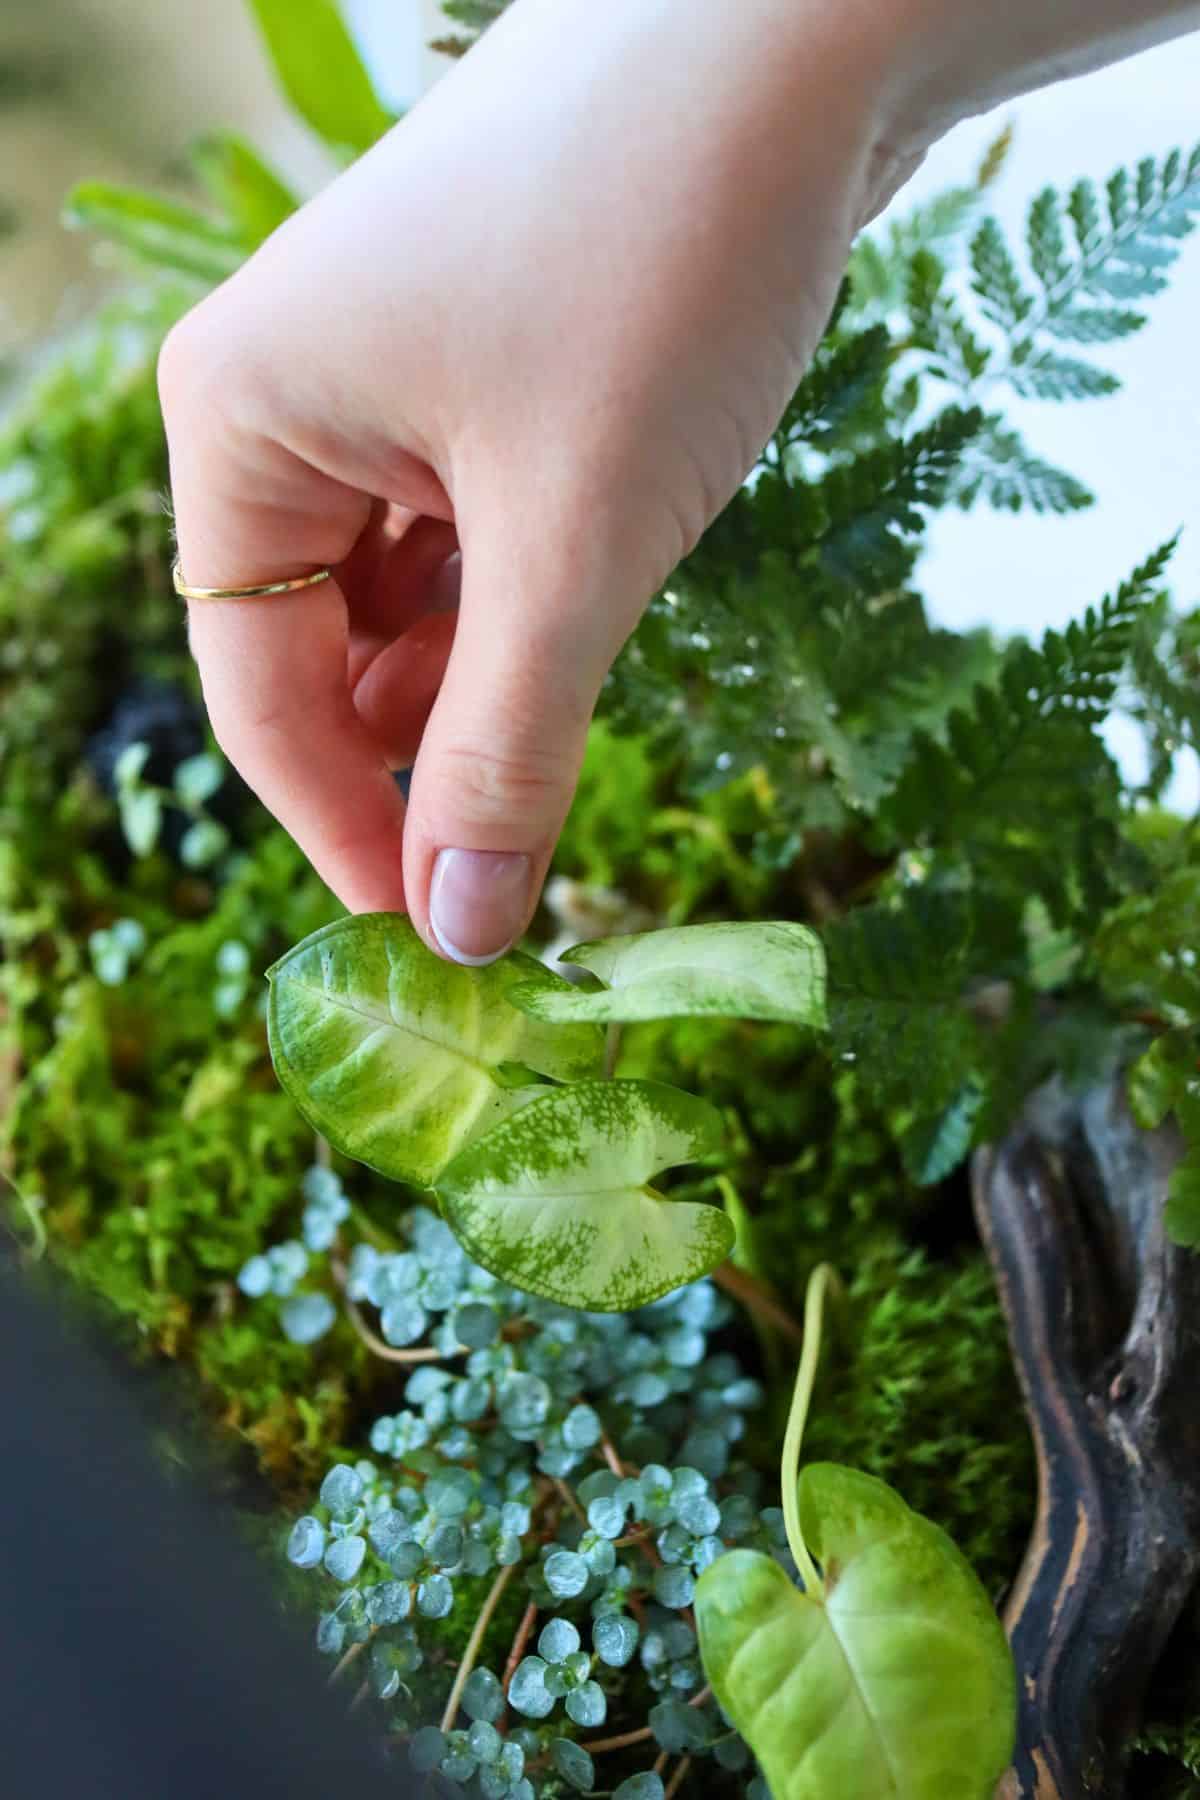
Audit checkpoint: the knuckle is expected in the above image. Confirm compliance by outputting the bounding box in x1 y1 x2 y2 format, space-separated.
157 296 265 445
429 738 572 827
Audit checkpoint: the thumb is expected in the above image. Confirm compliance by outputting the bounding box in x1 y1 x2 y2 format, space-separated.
402 524 623 966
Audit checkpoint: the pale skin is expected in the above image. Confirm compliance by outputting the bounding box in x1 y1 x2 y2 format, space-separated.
160 0 1200 964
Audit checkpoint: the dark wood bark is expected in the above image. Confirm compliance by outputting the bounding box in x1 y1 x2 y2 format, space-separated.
973 1080 1200 1799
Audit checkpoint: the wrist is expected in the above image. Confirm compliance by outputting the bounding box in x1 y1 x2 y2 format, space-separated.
872 0 1200 149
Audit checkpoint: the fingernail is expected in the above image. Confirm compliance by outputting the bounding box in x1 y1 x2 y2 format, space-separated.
429 849 531 966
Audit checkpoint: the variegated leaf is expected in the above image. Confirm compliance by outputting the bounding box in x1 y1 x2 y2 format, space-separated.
436 1079 732 1310
266 915 603 1187
508 921 827 1025
695 1464 1015 1800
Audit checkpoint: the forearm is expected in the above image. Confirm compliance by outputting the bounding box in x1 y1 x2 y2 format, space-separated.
876 0 1200 144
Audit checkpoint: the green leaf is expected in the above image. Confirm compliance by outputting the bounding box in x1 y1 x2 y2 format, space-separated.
179 819 230 869
1128 1033 1191 1130
969 217 1033 330
173 752 224 808
1166 1149 1200 1248
65 183 245 282
901 1079 986 1186
695 1464 1015 1800
266 915 603 1187
509 922 826 1026
119 787 162 858
113 741 151 789
247 0 395 155
950 419 1092 514
189 132 299 245
1009 349 1120 401
437 1079 733 1310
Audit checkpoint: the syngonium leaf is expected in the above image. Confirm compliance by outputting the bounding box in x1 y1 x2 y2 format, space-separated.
695 1464 1015 1800
266 915 603 1187
436 1080 733 1311
507 921 827 1026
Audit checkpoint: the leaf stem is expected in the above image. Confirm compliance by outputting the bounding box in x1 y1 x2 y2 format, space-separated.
604 1022 622 1079
780 1262 841 1601
600 1431 628 1478
711 1258 805 1347
502 1600 539 1697
331 1258 469 1365
341 1288 468 1365
580 1685 711 1755
440 1562 517 1734
664 1755 693 1799
327 1637 369 1686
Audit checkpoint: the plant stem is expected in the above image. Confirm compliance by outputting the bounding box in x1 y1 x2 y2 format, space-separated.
503 1600 539 1697
664 1755 693 1798
600 1432 627 1478
440 1562 518 1734
604 1022 622 1079
330 1259 469 1365
780 1262 840 1601
580 1724 655 1755
581 1686 711 1755
711 1258 805 1348
552 1477 588 1526
341 1290 467 1364
327 1638 368 1686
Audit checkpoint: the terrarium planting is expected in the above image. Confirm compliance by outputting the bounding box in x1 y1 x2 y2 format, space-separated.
4 1 1200 1796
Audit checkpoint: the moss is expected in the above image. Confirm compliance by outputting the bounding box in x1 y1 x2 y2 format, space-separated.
1 291 1191 1794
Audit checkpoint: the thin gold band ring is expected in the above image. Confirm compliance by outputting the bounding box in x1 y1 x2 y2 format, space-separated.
172 559 334 602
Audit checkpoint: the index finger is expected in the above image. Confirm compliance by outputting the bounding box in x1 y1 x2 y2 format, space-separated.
187 582 409 916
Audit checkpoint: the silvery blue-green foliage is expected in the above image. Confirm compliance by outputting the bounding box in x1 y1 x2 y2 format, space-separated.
253 1184 786 1796
112 741 230 869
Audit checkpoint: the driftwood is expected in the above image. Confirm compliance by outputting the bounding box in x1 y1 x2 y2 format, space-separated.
973 1080 1200 1798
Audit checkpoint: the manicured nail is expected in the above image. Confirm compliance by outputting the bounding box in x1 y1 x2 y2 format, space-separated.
429 849 531 966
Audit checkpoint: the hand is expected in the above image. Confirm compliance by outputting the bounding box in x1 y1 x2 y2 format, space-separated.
159 0 1199 964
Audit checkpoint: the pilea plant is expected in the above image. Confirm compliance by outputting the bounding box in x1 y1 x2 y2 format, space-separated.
265 913 824 1309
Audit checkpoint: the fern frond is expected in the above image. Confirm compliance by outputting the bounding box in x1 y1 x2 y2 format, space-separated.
969 217 1035 331
949 418 1093 513
815 405 982 589
824 890 981 1113
877 543 1177 907
906 250 991 389
780 323 892 449
1008 348 1121 400
968 143 1200 399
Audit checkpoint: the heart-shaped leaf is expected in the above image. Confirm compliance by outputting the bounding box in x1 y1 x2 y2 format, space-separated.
695 1464 1015 1800
436 1079 733 1310
267 915 603 1187
508 921 827 1025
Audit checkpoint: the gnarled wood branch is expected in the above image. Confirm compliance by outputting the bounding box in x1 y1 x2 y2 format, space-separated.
973 1080 1200 1799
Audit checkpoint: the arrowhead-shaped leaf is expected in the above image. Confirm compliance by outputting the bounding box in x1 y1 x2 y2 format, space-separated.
695 1464 1015 1800
437 1079 733 1310
508 921 827 1025
266 915 603 1187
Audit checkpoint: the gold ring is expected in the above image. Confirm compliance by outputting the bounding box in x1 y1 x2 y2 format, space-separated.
172 558 334 601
